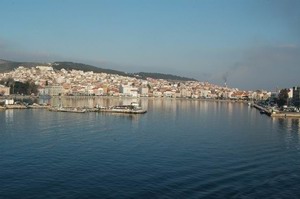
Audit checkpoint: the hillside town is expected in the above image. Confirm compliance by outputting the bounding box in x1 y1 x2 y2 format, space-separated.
0 64 297 106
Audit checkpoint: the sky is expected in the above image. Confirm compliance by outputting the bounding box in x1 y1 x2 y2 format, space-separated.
0 0 299 90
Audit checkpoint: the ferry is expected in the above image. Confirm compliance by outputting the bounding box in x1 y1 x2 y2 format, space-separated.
98 102 147 114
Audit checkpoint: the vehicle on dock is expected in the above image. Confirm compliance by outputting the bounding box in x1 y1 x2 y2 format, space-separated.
260 110 266 114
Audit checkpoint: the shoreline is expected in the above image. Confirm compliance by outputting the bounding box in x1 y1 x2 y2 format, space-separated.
0 95 249 103
2 98 300 118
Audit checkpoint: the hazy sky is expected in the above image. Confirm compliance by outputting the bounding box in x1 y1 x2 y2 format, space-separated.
1 0 299 90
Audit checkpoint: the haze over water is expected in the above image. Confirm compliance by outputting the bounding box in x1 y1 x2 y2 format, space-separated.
1 98 300 198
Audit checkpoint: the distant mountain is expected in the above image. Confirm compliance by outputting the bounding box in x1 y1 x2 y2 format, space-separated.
0 59 44 72
0 59 196 81
53 61 129 76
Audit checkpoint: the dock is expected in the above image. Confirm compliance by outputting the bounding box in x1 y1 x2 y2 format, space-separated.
5 105 28 109
271 112 300 118
252 103 272 116
49 107 87 113
251 103 300 118
27 105 50 109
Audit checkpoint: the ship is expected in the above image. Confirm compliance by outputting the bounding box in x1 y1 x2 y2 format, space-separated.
98 102 147 114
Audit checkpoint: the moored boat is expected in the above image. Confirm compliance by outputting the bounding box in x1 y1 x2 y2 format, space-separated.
98 102 147 114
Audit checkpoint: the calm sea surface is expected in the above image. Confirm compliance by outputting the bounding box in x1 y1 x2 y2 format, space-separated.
1 98 300 198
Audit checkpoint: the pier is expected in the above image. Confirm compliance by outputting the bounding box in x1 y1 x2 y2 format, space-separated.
252 103 272 116
251 103 300 118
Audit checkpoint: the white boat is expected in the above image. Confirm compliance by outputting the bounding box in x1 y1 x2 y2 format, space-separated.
98 102 147 114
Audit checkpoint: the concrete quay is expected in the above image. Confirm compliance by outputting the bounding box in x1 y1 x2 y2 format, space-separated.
252 103 300 118
5 105 27 109
271 112 300 118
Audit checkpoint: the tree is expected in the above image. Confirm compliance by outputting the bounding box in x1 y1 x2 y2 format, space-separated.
25 80 38 95
12 80 38 95
277 89 289 107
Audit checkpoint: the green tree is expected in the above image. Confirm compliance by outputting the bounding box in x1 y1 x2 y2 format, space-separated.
277 89 289 107
25 80 38 95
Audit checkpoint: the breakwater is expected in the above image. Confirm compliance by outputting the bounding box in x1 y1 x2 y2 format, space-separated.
251 103 300 118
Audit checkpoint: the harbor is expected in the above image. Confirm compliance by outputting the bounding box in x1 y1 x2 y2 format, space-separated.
2 97 300 198
0 98 147 114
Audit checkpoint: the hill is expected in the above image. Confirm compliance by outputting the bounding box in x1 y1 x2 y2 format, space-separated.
53 62 129 76
0 59 45 72
0 59 196 81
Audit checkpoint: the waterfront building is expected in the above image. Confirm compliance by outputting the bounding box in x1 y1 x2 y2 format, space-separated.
92 88 104 96
221 91 231 99
5 99 14 105
153 91 163 97
191 94 199 99
199 89 211 98
44 85 64 96
163 91 175 98
293 86 300 107
120 85 139 97
139 87 149 97
38 88 46 96
230 91 249 100
0 85 10 96
288 89 293 99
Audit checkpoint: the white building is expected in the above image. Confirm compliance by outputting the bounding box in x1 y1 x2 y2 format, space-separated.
139 87 149 97
36 66 54 71
199 90 211 98
163 91 175 98
120 85 139 97
288 89 293 99
153 91 163 97
5 99 14 105
94 88 104 96
44 85 64 96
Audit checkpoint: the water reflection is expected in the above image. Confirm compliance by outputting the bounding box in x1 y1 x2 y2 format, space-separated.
273 118 300 134
48 96 147 109
43 97 300 136
273 117 300 150
5 109 14 124
47 97 251 119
